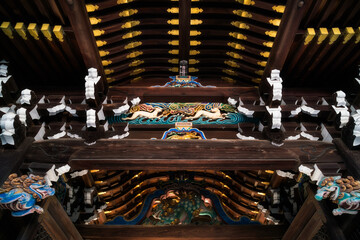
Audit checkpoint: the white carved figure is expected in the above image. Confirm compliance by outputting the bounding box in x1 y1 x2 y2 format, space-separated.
334 90 347 107
185 107 226 120
266 106 282 129
86 109 97 128
351 110 360 146
267 69 283 101
123 107 163 120
0 112 16 145
85 68 101 100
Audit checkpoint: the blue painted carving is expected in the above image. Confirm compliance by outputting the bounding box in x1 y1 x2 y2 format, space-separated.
315 176 360 215
0 174 55 217
162 128 206 139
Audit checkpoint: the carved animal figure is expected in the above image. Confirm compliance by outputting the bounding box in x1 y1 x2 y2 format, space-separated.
315 176 360 215
0 173 55 217
167 132 202 139
122 107 163 120
185 108 225 120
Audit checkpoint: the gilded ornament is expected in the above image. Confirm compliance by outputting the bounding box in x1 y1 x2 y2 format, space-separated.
224 60 240 68
122 31 142 39
329 28 341 45
229 32 247 40
269 19 281 26
126 51 143 58
53 25 64 42
86 4 99 12
93 29 105 37
304 28 315 45
231 21 250 30
130 68 145 76
89 17 102 25
119 9 138 17
41 24 52 41
28 23 39 40
124 41 142 49
317 28 328 45
223 69 238 76
236 0 255 5
272 5 285 13
227 42 245 50
226 52 243 59
96 40 107 47
129 60 144 67
233 10 252 18
190 50 200 55
102 60 112 66
343 27 355 44
121 21 140 29
14 22 27 40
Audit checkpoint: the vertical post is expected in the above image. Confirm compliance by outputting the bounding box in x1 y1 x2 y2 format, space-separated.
179 0 191 62
58 0 107 96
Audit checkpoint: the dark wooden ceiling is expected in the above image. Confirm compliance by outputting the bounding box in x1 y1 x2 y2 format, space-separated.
0 0 359 91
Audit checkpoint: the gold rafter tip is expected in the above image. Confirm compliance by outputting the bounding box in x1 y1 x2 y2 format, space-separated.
229 32 247 40
93 29 105 37
272 5 285 13
106 78 116 83
124 41 142 49
28 23 39 40
225 60 240 68
228 42 245 50
169 67 178 72
41 24 52 41
231 21 250 30
190 50 200 55
169 49 179 54
96 40 107 47
1 22 13 39
89 17 102 25
167 8 179 13
168 40 179 46
189 68 198 73
236 0 255 5
131 77 142 83
129 60 144 67
99 50 110 57
168 59 179 64
190 40 201 46
223 69 238 76
269 19 281 26
102 60 112 66
257 61 267 67
343 27 355 44
260 51 270 58
86 4 99 12
304 28 315 45
355 27 360 44
53 25 64 42
233 10 252 18
122 31 142 39
121 21 140 29
168 30 179 35
119 9 138 17
15 22 27 40
130 68 144 76
117 0 134 4
329 28 341 45
255 70 264 76
126 51 143 58
191 19 203 25
167 19 179 25
190 30 201 36
265 31 277 38
222 77 236 83
317 28 328 44
262 42 273 48
191 8 203 14
226 52 243 60
189 59 199 64
104 69 114 75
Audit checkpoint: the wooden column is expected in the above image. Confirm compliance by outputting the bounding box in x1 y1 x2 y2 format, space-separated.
179 0 191 62
58 0 108 95
38 196 83 240
282 188 327 240
261 0 311 84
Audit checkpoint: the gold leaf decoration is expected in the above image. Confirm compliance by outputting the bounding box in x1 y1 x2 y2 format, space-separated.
96 40 107 47
329 28 341 45
231 21 250 30
227 42 245 50
222 77 236 83
229 32 247 40
191 19 203 25
126 51 143 58
257 61 267 67
190 40 201 46
131 77 142 83
122 31 142 39
129 60 144 67
223 69 238 76
343 27 355 44
117 0 134 4
260 52 270 58
272 5 285 13
233 10 252 18
167 8 179 13
168 59 179 64
93 29 105 37
255 70 264 76
102 60 112 66
14 22 27 40
169 49 179 54
86 4 99 12
190 50 200 55
189 59 199 64
99 50 110 57
167 19 179 25
226 52 243 59
191 8 203 14
89 17 102 25
224 60 240 68
121 21 140 29
168 30 179 35
317 28 328 44
189 68 198 72
269 19 281 26
169 67 179 72
262 42 273 48
124 41 142 49
304 28 315 45
104 69 114 75
265 31 277 38
28 23 39 40
236 0 255 5
130 68 144 76
190 30 201 36
119 9 138 17
168 40 179 45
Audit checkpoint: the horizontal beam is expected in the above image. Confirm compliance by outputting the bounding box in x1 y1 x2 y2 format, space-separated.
76 225 287 240
66 139 342 171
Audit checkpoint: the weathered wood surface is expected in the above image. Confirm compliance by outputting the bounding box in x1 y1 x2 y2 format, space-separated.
62 139 343 170
77 225 287 240
333 138 360 178
39 196 83 240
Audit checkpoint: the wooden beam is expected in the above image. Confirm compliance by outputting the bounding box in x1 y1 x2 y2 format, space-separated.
76 225 287 240
333 138 360 179
179 0 191 62
58 0 107 95
261 0 311 82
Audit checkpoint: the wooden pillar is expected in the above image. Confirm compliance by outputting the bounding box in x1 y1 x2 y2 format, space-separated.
282 187 327 240
38 196 83 240
58 0 108 96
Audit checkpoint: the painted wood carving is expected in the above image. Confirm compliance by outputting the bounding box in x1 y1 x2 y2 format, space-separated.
315 176 360 215
110 102 255 124
0 173 55 217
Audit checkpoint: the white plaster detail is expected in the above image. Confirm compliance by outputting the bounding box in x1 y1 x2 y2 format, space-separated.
70 170 88 178
237 105 254 117
47 104 66 116
311 164 324 183
85 68 101 100
18 89 33 105
320 124 333 143
34 122 46 141
47 131 66 140
0 112 17 145
130 97 141 106
109 132 130 139
267 69 283 101
266 106 282 129
227 97 237 107
56 164 71 176
16 107 27 126
67 132 83 139
97 106 106 121
29 105 40 120
300 132 319 141
334 90 347 107
86 109 96 128
332 106 350 128
276 170 295 179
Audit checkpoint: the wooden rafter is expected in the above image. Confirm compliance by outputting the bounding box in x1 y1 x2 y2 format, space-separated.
179 0 191 62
